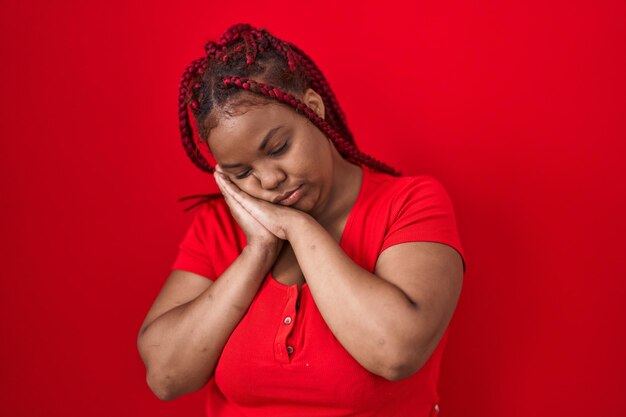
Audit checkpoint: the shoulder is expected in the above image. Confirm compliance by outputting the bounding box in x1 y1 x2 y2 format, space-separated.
191 194 227 213
369 172 454 213
187 195 231 224
178 195 239 247
400 175 454 206
172 195 244 279
374 173 466 271
393 174 459 225
395 174 448 194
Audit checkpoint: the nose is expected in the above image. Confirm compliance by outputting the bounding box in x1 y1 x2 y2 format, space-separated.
256 165 286 190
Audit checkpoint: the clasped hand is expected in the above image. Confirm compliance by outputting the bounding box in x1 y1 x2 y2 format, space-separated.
213 165 306 242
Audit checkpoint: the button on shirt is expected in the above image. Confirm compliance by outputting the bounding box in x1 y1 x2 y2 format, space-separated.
171 165 467 417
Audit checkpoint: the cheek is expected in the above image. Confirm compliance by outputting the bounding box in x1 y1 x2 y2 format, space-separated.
237 183 257 196
299 144 329 173
239 183 273 202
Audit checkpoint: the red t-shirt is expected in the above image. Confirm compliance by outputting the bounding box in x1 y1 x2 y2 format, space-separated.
171 164 467 417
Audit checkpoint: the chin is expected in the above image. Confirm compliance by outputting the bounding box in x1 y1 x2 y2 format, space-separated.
292 201 309 211
297 194 319 215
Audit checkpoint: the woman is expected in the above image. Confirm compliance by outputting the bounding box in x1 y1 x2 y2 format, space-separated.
137 23 466 417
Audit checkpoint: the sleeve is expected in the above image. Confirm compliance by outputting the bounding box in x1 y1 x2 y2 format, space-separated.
380 176 467 273
170 203 218 280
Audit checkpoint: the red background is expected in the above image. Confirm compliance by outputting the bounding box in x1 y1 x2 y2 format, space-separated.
1 1 624 416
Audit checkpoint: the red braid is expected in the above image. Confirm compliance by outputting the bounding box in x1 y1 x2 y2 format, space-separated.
177 23 402 211
222 75 399 175
178 56 213 174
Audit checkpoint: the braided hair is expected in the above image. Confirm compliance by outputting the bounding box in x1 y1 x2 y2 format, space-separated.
178 23 402 211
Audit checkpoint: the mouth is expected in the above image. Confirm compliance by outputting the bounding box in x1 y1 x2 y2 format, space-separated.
273 185 302 204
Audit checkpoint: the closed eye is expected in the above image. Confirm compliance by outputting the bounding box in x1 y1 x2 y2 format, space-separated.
235 171 252 180
270 141 288 157
235 141 289 180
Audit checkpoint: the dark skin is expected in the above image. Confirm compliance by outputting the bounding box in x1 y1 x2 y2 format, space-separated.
136 88 463 400
208 88 464 380
208 88 363 290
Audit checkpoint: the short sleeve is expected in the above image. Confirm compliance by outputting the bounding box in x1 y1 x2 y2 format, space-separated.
170 203 218 280
380 176 466 273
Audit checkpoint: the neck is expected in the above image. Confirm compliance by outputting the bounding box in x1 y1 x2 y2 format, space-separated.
313 151 363 229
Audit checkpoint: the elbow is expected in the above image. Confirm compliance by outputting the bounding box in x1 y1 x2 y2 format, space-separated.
147 371 173 401
381 319 441 381
145 363 214 401
147 370 179 401
137 340 174 401
380 341 429 382
383 357 424 382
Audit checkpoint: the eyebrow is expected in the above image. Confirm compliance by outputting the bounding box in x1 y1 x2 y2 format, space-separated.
220 125 284 169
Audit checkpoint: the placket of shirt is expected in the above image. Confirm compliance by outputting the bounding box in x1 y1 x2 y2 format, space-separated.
274 284 299 364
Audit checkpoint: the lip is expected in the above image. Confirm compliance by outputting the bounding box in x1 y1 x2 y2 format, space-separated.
273 185 302 204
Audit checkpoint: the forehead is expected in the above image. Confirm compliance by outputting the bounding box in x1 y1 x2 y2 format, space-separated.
207 103 297 162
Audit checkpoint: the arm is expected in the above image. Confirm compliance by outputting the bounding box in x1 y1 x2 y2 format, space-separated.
287 214 464 381
211 170 464 381
137 245 276 401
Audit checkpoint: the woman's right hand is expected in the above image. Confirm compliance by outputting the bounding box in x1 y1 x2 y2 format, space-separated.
214 170 284 258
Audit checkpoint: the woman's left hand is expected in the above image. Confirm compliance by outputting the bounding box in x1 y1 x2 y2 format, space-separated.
214 165 306 241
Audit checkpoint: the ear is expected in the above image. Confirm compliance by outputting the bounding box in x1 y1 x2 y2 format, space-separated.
302 88 325 120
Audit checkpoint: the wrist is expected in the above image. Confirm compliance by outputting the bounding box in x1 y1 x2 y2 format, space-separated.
284 210 312 241
243 243 276 259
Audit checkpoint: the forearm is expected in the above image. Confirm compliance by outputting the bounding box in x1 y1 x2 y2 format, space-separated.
138 245 275 400
287 214 419 380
